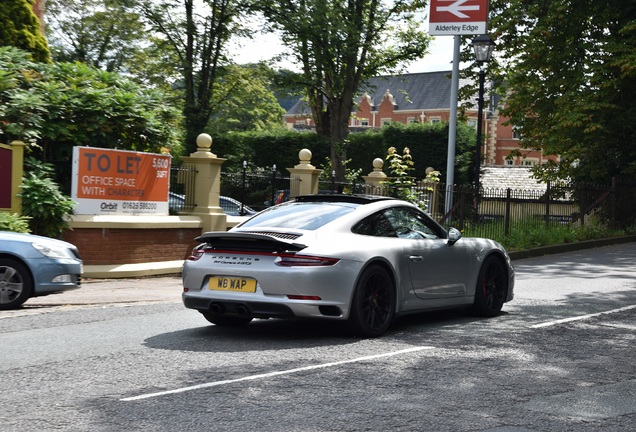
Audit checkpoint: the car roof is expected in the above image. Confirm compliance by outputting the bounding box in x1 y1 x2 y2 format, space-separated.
292 194 397 205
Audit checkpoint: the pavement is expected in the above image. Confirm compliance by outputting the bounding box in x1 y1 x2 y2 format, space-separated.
1 276 183 319
3 235 635 317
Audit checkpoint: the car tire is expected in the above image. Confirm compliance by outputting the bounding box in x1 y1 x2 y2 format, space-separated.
348 264 395 337
471 256 508 317
201 312 253 327
0 258 33 310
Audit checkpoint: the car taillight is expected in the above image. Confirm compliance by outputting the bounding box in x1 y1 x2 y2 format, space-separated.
275 254 339 267
187 248 205 261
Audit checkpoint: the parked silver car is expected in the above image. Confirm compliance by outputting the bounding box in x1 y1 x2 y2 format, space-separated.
169 193 257 216
182 195 515 337
0 232 83 309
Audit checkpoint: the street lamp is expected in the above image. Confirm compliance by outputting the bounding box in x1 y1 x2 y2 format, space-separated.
472 34 496 221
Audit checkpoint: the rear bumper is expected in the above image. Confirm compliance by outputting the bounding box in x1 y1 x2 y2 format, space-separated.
182 292 346 320
183 296 295 319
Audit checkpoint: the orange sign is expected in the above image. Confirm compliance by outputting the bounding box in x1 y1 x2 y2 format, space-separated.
72 147 171 215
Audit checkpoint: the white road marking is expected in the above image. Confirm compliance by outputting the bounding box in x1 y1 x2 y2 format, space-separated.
121 346 433 402
530 304 636 328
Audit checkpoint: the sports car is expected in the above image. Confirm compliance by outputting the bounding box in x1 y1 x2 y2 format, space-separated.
182 194 515 337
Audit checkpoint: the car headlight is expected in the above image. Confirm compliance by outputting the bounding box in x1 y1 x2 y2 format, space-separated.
31 243 71 259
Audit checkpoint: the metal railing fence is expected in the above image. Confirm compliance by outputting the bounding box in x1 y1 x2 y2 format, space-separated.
220 170 298 213
169 164 197 213
170 163 636 236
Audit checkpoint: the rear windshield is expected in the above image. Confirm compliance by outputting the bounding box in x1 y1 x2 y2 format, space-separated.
238 202 357 231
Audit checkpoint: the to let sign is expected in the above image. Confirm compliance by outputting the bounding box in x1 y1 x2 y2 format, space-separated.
429 0 489 36
71 146 171 215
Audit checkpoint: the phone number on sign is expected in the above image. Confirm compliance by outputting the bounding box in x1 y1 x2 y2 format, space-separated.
122 202 157 210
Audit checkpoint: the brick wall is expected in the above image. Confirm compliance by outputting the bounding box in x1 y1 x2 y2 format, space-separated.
63 228 201 265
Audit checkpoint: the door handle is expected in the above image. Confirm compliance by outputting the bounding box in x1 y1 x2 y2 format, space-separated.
409 256 423 262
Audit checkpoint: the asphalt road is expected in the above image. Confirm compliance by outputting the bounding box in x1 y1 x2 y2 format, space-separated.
1 241 635 431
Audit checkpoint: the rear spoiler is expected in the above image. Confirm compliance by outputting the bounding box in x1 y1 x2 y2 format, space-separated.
195 232 306 253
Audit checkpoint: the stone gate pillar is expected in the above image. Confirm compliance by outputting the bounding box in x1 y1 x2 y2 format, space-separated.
363 157 388 195
180 134 227 232
287 149 323 197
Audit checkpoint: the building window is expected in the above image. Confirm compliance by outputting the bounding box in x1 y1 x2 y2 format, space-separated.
360 118 369 126
467 119 477 129
430 117 441 124
295 119 305 125
381 118 392 126
407 117 416 124
512 126 522 139
524 160 534 166
505 159 514 166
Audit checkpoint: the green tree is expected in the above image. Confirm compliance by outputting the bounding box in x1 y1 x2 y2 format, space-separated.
0 0 50 62
45 1 286 144
206 64 286 134
45 0 183 90
0 47 183 175
488 1 636 184
257 0 431 181
138 0 250 152
46 0 145 73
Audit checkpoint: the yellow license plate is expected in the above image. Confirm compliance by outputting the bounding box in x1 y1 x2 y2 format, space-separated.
209 277 257 293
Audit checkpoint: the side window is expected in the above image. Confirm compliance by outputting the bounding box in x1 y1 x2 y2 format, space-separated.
352 207 445 239
352 212 397 237
384 207 445 239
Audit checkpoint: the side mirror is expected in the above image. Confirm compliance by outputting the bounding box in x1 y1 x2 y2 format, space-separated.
447 228 462 245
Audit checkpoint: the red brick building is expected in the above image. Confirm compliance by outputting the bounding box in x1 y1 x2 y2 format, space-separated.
284 71 556 168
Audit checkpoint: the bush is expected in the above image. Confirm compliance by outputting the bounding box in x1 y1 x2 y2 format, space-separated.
212 129 330 172
19 157 75 238
211 121 476 182
471 219 628 252
0 212 31 233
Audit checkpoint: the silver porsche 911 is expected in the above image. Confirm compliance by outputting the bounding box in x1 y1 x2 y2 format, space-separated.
182 195 515 337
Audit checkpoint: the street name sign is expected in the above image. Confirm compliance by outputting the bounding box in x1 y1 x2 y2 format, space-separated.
429 0 489 35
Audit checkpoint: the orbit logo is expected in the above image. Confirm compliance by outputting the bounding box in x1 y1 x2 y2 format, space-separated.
100 202 118 212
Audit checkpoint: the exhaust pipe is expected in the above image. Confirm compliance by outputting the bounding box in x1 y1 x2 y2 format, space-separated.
235 305 248 315
210 303 225 314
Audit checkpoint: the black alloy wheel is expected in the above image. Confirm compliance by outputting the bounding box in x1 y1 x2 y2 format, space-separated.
348 265 395 337
471 256 507 317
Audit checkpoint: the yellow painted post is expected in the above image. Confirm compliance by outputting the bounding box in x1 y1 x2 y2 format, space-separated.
11 140 26 214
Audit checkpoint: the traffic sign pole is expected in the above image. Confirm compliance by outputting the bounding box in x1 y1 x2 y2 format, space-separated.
429 0 490 218
444 35 461 217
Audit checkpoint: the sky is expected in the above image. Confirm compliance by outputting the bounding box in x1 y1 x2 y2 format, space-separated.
232 33 456 74
230 6 458 74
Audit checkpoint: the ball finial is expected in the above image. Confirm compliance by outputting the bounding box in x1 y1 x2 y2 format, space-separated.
299 148 312 163
196 133 212 150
